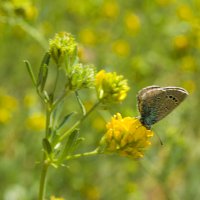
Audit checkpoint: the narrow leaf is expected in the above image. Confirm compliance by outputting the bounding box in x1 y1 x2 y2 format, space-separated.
42 138 52 154
75 91 86 116
69 137 85 154
24 60 36 86
57 112 75 130
40 64 48 91
43 90 50 102
61 129 79 158
37 53 50 88
41 52 51 67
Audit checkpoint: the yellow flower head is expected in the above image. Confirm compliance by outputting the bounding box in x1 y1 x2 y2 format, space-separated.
112 40 130 57
50 196 64 200
102 1 119 19
176 4 193 21
26 112 46 131
0 90 18 124
100 113 154 159
79 28 96 45
49 32 77 65
173 34 189 51
95 70 129 104
124 12 141 35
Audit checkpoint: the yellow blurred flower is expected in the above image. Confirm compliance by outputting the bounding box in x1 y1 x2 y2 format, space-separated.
112 40 130 56
0 108 11 124
100 113 154 159
173 34 189 51
102 1 119 19
0 90 18 124
176 4 193 21
12 0 38 20
82 185 100 200
180 56 197 72
95 70 129 104
79 28 96 45
26 112 46 131
50 196 65 200
0 94 18 111
24 92 38 107
124 12 141 35
183 80 196 94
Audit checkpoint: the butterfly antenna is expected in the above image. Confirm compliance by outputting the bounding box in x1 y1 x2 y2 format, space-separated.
155 132 163 146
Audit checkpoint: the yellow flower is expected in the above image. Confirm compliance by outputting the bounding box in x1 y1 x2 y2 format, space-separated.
0 108 11 124
173 34 189 51
82 185 100 200
176 4 193 21
124 12 141 35
24 92 38 107
79 28 96 45
180 56 197 72
26 112 46 131
100 113 154 159
0 90 18 124
102 1 119 19
50 196 65 200
95 70 129 104
183 80 196 94
112 40 130 57
11 0 38 20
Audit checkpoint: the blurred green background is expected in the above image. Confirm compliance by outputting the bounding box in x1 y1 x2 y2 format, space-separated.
0 0 199 199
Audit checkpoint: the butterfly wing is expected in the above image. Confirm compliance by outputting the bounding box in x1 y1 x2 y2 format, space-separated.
137 86 188 128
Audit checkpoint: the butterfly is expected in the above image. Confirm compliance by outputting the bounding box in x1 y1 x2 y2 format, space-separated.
137 86 188 130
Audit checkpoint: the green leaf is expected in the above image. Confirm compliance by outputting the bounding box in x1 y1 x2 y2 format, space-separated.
42 138 52 154
69 137 85 153
41 52 51 67
24 60 36 86
43 90 50 102
37 53 50 90
61 129 79 158
75 91 86 116
57 112 75 130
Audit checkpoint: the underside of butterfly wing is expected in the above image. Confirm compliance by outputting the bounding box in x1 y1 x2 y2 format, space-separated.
137 86 188 129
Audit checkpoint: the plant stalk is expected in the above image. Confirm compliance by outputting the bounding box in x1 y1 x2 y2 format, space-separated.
38 157 49 200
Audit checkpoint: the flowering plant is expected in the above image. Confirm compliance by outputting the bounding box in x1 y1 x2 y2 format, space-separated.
25 32 153 200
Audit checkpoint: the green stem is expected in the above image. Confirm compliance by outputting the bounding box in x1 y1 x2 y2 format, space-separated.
58 101 101 142
52 68 59 98
45 104 52 138
38 157 49 200
52 89 68 110
81 101 101 122
66 148 100 160
38 102 52 199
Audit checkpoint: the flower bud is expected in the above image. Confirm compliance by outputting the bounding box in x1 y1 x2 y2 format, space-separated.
68 63 96 90
49 32 77 66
